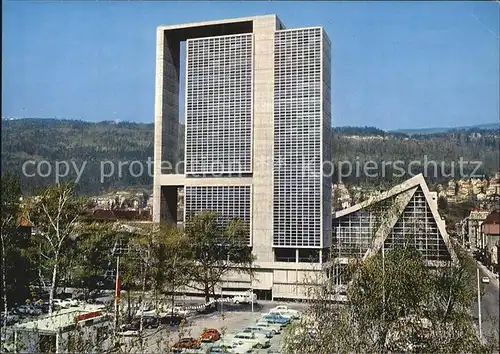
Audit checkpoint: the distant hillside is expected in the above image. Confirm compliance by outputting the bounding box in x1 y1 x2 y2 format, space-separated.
2 118 499 195
390 122 499 135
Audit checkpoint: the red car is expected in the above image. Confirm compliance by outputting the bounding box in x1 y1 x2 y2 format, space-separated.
172 337 200 350
200 328 221 342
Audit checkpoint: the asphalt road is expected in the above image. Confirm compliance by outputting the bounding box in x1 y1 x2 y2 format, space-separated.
473 264 500 340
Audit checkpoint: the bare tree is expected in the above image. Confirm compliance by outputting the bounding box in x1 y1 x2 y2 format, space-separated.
24 183 86 314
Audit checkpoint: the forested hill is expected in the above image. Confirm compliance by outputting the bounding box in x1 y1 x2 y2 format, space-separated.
2 118 499 195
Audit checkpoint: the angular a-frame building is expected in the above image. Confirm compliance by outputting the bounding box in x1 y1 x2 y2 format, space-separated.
329 173 458 286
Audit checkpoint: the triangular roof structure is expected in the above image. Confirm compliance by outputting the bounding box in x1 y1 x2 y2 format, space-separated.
333 174 458 265
17 215 34 228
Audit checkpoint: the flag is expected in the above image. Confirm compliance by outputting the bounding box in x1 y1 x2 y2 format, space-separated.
115 262 121 306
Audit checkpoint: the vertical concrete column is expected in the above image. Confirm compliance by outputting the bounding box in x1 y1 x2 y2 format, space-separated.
252 17 278 263
153 28 166 223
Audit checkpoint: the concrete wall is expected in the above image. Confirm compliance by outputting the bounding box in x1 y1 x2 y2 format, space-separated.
251 16 278 266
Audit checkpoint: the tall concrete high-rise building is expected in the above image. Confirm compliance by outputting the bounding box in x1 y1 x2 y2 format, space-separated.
153 15 332 300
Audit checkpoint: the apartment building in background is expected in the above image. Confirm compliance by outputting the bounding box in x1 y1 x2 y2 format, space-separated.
153 15 332 300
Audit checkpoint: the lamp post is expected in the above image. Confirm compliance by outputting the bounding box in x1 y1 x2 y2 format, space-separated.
477 267 483 339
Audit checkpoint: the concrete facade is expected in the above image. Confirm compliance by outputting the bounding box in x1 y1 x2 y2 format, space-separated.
153 15 331 300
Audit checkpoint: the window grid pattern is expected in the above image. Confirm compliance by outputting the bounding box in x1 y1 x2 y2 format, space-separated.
184 186 251 245
384 189 451 261
185 34 253 174
332 211 374 258
273 28 323 247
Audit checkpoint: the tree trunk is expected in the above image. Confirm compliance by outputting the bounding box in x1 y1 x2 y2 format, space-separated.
48 256 59 315
171 289 176 318
204 283 210 304
211 286 218 311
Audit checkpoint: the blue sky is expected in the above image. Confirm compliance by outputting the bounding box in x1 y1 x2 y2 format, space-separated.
2 1 499 130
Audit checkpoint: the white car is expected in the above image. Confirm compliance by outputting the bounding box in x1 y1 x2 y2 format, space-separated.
256 321 281 334
481 276 490 284
232 293 257 304
232 331 270 349
241 325 274 338
210 340 253 353
53 299 71 309
161 305 188 317
64 298 79 307
270 305 300 318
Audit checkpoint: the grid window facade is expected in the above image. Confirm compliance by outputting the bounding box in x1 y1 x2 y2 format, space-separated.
184 186 251 244
273 28 324 247
332 211 374 258
384 189 451 261
185 34 253 175
332 189 451 262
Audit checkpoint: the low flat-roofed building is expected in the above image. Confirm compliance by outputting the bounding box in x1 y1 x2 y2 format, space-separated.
11 305 110 353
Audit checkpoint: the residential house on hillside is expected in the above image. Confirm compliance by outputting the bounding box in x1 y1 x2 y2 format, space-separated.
17 215 34 236
482 210 500 273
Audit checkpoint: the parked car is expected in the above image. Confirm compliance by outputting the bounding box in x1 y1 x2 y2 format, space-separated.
162 305 189 317
52 299 70 309
264 310 294 320
232 293 257 304
260 314 289 326
208 340 253 354
118 322 140 337
232 331 270 349
482 276 490 284
269 305 300 318
171 337 201 351
200 328 221 342
64 298 79 307
241 326 273 338
255 321 281 335
160 314 184 326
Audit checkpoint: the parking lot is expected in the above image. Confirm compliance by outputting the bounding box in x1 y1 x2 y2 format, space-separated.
2 292 304 353
119 300 304 353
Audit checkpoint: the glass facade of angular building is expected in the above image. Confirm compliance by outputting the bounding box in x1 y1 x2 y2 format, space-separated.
332 188 451 262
